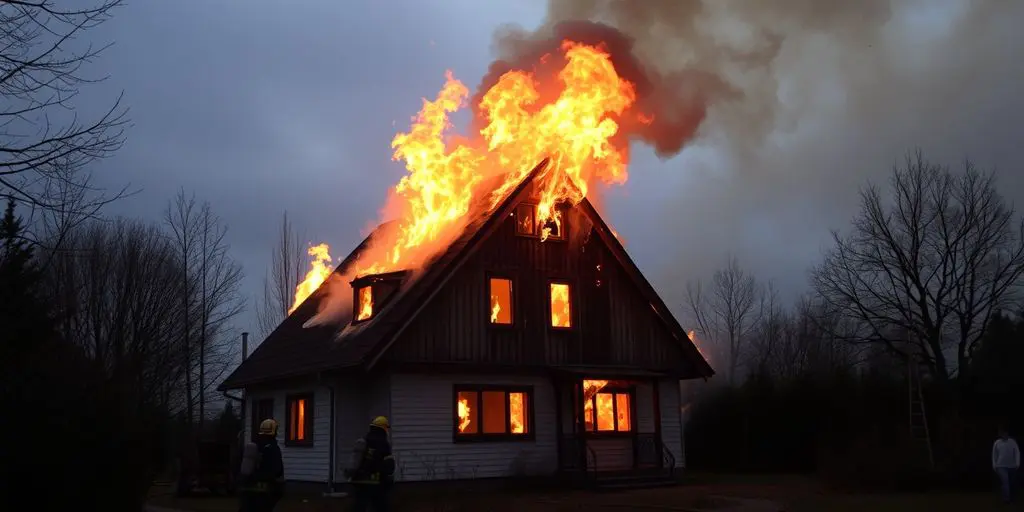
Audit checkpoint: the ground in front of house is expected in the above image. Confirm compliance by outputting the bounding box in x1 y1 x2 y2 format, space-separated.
147 474 1022 512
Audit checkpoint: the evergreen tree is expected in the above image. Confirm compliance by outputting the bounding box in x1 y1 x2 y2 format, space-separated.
0 199 57 360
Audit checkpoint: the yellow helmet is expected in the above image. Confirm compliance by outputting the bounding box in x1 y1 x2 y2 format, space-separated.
370 416 390 430
259 418 278 436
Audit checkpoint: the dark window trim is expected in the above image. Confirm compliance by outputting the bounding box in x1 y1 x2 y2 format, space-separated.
452 384 536 443
351 284 375 325
349 271 409 325
547 278 577 331
514 203 538 238
583 384 636 437
514 202 568 241
284 392 315 447
485 273 516 329
251 398 275 442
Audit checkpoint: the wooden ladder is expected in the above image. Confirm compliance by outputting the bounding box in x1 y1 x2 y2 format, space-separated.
907 357 935 469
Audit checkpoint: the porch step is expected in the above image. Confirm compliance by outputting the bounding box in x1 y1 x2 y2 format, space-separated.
595 472 677 492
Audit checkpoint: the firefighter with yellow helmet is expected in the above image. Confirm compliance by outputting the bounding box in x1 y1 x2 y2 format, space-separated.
345 415 395 512
239 418 285 511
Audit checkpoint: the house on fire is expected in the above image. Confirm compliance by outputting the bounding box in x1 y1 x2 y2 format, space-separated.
218 159 714 488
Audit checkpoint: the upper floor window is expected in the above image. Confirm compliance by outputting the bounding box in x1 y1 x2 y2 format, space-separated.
489 277 513 325
355 285 373 321
515 203 566 241
549 281 573 328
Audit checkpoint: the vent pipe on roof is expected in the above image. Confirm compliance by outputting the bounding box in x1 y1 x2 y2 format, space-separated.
242 332 249 361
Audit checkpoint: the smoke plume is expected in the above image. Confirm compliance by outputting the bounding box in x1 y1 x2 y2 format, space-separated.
486 0 1024 308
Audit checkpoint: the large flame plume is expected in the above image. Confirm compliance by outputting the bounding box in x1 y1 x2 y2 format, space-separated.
294 22 712 327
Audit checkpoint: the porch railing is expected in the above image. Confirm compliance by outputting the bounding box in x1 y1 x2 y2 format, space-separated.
559 435 598 485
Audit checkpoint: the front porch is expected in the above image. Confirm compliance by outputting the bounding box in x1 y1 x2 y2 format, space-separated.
550 369 680 488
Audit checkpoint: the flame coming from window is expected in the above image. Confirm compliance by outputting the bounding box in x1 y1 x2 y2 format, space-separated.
509 392 526 434
290 244 334 313
550 283 571 327
582 379 608 427
291 41 645 322
356 286 373 321
457 397 471 432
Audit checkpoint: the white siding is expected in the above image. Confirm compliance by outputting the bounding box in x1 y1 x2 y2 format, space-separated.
635 382 655 433
244 384 332 482
660 379 684 468
586 438 633 470
389 373 557 481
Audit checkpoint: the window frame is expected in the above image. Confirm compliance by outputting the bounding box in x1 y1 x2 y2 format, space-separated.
547 279 576 330
582 384 635 437
351 284 375 325
284 392 315 447
250 398 275 442
486 273 516 328
452 384 535 443
513 203 567 241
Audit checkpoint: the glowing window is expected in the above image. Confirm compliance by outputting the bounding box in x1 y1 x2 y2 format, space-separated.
514 204 536 236
582 380 632 433
454 386 531 440
549 282 572 328
489 277 513 325
355 286 373 321
285 394 314 446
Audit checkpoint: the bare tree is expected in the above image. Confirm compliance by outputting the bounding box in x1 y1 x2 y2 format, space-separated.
811 152 1024 386
687 255 762 385
165 189 244 423
44 218 188 409
255 211 306 339
1 1 130 236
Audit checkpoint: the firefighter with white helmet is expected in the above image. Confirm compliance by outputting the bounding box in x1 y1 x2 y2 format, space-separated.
346 415 395 511
239 418 285 511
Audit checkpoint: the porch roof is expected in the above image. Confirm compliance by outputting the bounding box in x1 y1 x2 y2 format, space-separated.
549 366 675 380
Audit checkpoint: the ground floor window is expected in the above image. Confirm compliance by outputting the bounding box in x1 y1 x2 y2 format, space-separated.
251 398 274 442
583 379 633 433
454 385 533 441
285 393 314 446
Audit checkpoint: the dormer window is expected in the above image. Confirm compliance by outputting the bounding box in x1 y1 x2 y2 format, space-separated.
514 203 566 241
351 270 408 324
356 286 373 321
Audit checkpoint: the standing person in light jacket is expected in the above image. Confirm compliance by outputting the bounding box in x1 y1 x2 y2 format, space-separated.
993 426 1020 504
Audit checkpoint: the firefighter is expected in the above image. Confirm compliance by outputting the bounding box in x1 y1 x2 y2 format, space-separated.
347 416 395 512
239 419 285 512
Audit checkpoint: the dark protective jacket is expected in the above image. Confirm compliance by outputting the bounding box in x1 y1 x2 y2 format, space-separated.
242 436 284 492
350 426 395 485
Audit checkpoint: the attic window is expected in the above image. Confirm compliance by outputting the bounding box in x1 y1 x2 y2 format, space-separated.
549 282 572 328
514 203 566 241
355 286 373 321
514 204 536 236
489 277 513 325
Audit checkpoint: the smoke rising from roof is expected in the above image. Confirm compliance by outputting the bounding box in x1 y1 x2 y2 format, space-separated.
488 0 1024 308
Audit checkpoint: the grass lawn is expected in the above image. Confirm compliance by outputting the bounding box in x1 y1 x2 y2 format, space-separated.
148 474 1021 511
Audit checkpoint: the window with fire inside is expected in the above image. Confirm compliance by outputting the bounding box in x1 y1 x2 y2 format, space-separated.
582 380 633 433
454 385 533 441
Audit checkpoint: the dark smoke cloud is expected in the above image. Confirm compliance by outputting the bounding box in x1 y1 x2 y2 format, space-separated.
477 0 1024 313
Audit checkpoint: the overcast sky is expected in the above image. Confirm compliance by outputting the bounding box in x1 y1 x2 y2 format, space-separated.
82 1 1024 349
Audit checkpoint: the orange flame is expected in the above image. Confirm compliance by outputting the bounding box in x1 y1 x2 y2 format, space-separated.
295 40 644 324
457 397 471 432
290 244 334 313
687 330 709 361
509 392 526 434
356 286 373 321
550 283 572 327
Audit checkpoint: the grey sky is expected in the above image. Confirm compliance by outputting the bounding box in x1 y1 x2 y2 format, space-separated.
82 1 1023 351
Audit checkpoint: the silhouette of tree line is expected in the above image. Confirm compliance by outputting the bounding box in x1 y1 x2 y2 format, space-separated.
684 152 1024 490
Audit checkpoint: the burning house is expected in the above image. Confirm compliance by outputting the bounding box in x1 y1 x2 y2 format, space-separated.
219 39 713 489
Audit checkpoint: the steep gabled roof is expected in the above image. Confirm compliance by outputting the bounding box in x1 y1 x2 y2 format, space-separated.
219 158 712 390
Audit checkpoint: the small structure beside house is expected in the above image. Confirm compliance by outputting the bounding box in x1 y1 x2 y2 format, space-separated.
218 160 714 489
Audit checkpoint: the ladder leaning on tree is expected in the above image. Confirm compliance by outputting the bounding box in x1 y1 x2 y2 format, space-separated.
907 356 935 469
